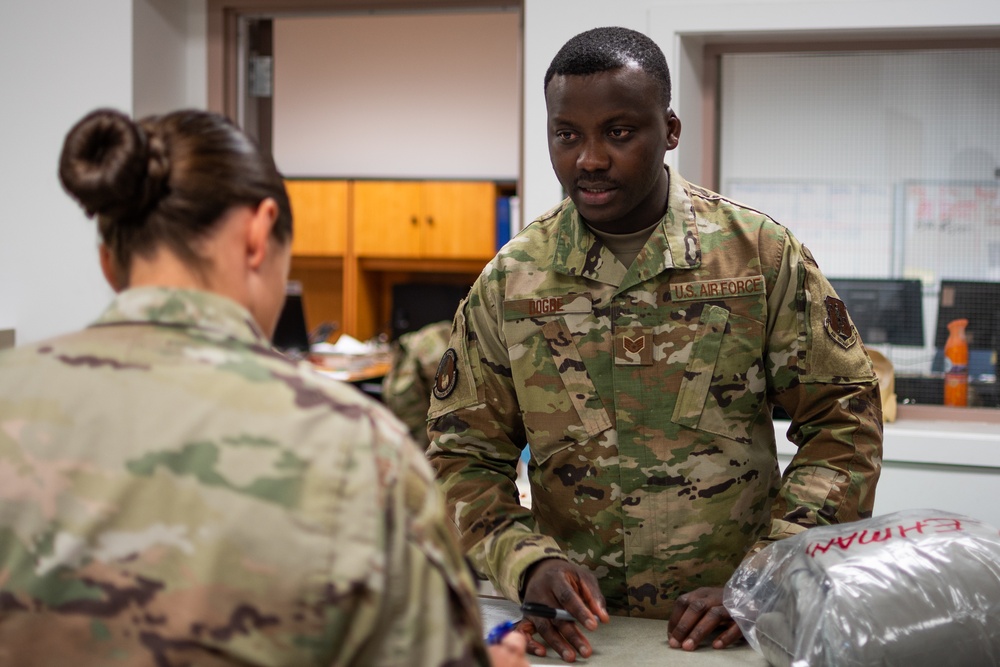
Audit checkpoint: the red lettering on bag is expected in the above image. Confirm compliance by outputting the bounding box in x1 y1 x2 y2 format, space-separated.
806 517 966 558
857 528 893 545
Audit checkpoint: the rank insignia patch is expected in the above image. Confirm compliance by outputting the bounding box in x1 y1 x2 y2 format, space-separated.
433 348 460 399
623 335 645 354
824 296 857 349
614 329 653 365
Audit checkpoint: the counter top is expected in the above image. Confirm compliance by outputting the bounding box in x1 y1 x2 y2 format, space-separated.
773 416 1000 469
479 596 768 667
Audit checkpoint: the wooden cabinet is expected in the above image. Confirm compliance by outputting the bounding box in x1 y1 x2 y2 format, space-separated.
285 179 348 256
354 181 497 260
284 178 505 342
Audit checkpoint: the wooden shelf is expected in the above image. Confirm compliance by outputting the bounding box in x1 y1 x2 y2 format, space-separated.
285 178 502 342
358 257 489 273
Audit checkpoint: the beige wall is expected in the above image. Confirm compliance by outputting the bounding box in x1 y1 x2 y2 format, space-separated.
272 11 520 180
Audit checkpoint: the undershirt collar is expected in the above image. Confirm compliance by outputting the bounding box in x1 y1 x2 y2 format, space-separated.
585 218 660 269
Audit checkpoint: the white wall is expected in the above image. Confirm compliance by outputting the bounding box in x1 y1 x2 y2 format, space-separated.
133 0 208 118
273 11 520 180
0 1 132 346
520 0 1000 224
0 0 206 347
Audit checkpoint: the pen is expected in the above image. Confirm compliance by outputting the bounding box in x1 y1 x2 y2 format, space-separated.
521 602 576 622
487 619 518 645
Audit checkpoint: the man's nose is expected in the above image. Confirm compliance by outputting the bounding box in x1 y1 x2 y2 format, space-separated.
577 138 610 171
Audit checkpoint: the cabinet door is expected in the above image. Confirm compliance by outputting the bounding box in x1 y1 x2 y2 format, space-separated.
421 181 497 260
354 181 424 258
285 180 348 256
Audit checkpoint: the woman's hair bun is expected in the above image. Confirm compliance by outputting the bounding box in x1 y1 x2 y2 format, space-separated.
58 108 168 222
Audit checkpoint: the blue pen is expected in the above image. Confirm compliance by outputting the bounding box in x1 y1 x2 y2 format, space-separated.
487 619 518 645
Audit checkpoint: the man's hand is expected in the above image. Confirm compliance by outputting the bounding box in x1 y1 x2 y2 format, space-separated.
519 558 610 662
488 630 530 667
667 587 744 650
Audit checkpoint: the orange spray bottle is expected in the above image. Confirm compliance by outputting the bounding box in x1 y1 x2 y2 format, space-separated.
943 318 969 407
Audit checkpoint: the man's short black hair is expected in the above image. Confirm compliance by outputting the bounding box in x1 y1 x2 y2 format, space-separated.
544 27 672 108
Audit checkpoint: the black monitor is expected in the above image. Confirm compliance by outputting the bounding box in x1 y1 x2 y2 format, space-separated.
272 281 311 355
933 280 1000 351
390 282 468 340
827 278 925 346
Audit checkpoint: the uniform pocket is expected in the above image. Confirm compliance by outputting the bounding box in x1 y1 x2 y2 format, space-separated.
508 318 611 464
671 304 765 444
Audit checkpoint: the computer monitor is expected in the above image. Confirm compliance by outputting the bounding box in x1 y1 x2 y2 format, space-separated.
272 280 311 355
390 282 468 340
933 280 1000 351
827 278 925 346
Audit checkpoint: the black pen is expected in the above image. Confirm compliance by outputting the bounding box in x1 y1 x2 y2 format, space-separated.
521 602 575 622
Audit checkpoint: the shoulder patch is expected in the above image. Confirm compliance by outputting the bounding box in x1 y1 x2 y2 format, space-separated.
432 348 459 399
824 296 857 349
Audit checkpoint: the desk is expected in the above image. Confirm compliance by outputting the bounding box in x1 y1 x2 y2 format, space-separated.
479 597 768 667
309 352 391 383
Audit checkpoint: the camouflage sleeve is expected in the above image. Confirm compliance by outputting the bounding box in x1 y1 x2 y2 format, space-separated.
382 334 431 448
426 277 567 603
381 323 451 451
361 410 491 666
756 228 883 552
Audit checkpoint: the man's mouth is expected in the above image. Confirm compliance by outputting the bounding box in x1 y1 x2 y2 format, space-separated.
576 183 617 205
578 182 616 193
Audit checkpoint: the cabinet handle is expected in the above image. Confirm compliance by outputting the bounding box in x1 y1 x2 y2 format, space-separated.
411 216 418 225
426 216 434 226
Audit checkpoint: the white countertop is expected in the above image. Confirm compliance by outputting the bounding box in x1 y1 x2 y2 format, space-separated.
480 596 768 667
773 417 1000 469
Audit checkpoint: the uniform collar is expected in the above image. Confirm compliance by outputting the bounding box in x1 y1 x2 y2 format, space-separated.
92 286 269 347
552 165 702 289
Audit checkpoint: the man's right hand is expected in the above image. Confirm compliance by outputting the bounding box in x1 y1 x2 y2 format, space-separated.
519 559 610 663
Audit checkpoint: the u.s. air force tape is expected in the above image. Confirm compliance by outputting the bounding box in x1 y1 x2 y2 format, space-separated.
433 348 459 399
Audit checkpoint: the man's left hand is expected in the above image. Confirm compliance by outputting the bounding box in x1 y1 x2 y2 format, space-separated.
667 587 744 650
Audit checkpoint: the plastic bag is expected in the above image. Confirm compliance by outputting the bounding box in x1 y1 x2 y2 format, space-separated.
724 509 1000 666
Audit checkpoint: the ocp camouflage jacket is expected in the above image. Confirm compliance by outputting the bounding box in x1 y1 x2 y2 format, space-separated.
428 166 883 619
0 287 488 666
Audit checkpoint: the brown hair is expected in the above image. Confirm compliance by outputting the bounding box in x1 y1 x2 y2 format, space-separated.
58 108 292 279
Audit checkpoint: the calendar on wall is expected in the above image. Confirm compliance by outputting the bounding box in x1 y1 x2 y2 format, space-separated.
899 182 1000 283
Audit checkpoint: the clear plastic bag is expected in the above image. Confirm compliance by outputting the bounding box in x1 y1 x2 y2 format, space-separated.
724 509 1000 666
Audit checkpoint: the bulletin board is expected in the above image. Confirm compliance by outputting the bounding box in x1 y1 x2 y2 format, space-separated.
899 182 1000 282
725 181 894 278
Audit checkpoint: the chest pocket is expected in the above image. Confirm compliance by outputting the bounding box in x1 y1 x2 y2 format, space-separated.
505 312 611 464
671 303 766 444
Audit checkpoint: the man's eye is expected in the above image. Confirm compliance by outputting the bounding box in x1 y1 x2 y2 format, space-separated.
609 128 632 139
555 130 578 142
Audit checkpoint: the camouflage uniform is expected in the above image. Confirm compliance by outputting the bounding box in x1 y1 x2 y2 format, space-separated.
427 167 883 620
0 287 489 667
382 321 453 450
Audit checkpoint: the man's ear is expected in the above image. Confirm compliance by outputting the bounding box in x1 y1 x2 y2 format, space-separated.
99 245 124 292
246 198 279 271
666 108 682 151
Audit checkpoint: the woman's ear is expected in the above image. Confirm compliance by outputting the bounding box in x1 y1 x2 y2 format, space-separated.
246 198 279 271
99 245 124 292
